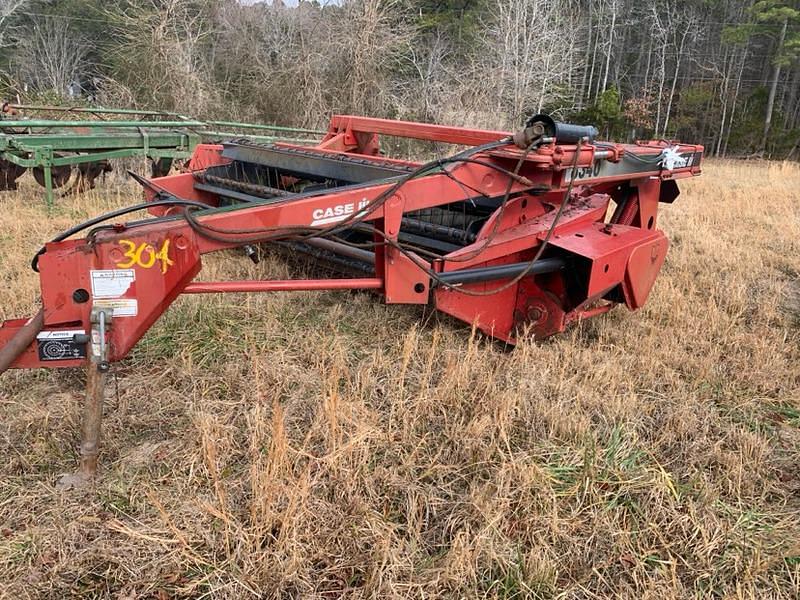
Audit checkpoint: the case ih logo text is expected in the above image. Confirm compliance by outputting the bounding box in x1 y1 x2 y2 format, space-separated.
311 198 369 226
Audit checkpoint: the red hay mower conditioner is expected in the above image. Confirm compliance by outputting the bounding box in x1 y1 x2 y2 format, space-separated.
0 114 702 484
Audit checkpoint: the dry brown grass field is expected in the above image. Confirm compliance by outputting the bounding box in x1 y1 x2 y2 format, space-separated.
0 160 798 599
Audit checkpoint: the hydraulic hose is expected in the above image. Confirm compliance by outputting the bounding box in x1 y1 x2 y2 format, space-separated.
0 308 44 375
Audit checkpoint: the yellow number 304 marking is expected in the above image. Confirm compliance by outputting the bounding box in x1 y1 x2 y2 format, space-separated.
116 239 175 274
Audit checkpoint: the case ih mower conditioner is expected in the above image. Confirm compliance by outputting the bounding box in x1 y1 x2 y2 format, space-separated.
0 114 702 484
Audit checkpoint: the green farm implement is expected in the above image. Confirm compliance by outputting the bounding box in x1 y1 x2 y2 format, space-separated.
0 104 322 204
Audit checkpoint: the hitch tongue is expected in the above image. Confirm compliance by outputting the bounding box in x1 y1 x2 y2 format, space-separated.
0 309 45 375
57 307 112 489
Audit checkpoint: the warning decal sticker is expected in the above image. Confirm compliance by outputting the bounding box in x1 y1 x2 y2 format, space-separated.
93 298 138 318
90 269 135 298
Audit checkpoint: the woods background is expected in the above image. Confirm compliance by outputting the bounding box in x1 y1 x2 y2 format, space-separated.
0 0 798 159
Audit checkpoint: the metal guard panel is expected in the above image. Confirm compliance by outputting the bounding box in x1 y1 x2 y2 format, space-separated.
547 222 668 305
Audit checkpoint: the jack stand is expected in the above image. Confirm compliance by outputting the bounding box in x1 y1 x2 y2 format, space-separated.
57 308 112 490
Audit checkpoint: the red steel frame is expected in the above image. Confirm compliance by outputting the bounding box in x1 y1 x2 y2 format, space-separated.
0 115 703 370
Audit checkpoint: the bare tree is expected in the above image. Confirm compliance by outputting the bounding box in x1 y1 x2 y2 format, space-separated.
0 0 26 49
762 17 789 152
214 1 336 126
477 0 578 127
14 16 91 97
600 0 619 93
405 29 451 122
331 0 415 116
106 0 217 115
661 10 700 137
2 0 795 158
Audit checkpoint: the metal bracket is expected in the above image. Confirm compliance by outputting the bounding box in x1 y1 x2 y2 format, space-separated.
139 127 150 158
90 307 112 372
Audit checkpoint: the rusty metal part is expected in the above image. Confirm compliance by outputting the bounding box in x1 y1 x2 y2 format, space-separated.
512 121 548 149
55 359 106 489
518 114 599 146
0 101 19 116
277 240 375 275
192 144 417 203
0 158 25 190
57 308 111 488
150 157 173 178
0 309 44 375
77 358 106 477
68 160 113 195
33 163 72 189
401 217 478 245
198 172 292 198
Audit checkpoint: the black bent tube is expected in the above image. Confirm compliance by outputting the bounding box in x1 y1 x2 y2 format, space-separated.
305 238 375 263
433 257 565 287
401 217 477 245
525 114 599 144
31 198 211 272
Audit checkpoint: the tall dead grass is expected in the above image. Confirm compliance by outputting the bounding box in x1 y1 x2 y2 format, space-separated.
0 161 798 598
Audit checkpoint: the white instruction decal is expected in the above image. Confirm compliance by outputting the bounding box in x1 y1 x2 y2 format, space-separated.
90 269 135 298
36 330 87 361
36 329 85 340
93 298 138 317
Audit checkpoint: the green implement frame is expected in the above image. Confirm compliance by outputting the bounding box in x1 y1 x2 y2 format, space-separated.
0 105 324 205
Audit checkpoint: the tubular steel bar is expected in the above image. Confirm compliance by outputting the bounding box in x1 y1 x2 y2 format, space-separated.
0 119 206 129
0 310 44 373
304 238 376 263
9 104 183 118
327 115 510 145
76 354 106 480
182 278 384 294
4 131 195 152
5 105 323 133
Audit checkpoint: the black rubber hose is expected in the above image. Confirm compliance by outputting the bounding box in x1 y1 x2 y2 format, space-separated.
432 257 565 287
31 199 211 272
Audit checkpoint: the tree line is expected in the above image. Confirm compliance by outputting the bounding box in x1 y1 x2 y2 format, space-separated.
0 0 798 158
